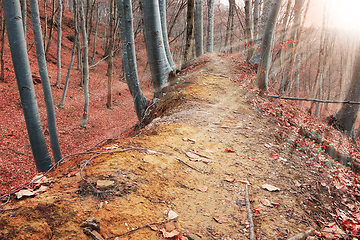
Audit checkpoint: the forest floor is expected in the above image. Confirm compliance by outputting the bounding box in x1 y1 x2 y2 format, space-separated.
2 53 360 239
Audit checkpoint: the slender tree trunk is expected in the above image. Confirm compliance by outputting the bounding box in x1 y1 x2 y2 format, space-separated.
44 0 48 49
250 0 273 65
256 0 283 91
45 0 56 56
224 0 233 52
56 0 63 88
21 0 27 39
118 0 149 121
159 0 177 71
90 4 99 64
194 0 203 56
106 0 115 109
0 10 5 82
4 0 53 172
79 0 89 128
30 0 62 163
206 0 214 52
58 0 78 109
244 0 254 61
183 0 195 64
141 0 172 98
253 0 260 39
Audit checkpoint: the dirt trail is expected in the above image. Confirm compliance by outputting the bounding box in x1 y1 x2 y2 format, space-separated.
0 53 347 239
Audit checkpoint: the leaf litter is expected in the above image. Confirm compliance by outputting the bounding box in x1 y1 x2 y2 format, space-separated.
2 54 360 239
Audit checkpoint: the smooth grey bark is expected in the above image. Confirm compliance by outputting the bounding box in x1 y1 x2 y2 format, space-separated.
21 0 27 38
4 0 53 172
58 0 78 109
253 0 260 39
106 0 115 109
90 4 99 64
206 0 214 52
79 0 89 128
141 0 171 97
333 45 360 138
250 0 273 65
56 0 63 88
256 0 283 91
244 0 254 61
118 0 149 121
194 0 203 56
159 0 177 71
30 0 62 163
0 12 5 82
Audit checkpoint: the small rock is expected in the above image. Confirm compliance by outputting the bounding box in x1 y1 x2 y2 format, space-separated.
96 180 115 188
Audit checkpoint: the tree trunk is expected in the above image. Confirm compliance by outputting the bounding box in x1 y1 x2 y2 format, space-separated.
194 0 203 56
4 0 53 172
118 0 149 121
206 0 214 53
141 0 172 98
30 0 62 163
159 0 177 71
56 0 63 89
249 0 273 65
183 0 195 64
244 0 254 61
253 0 260 39
106 0 115 109
256 0 283 91
21 0 27 39
79 0 89 128
45 0 56 56
58 0 78 109
0 10 5 82
90 4 99 64
44 0 47 49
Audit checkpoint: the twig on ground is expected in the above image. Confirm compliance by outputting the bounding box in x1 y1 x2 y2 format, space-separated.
188 151 211 159
287 229 314 240
0 207 20 212
177 181 194 190
175 158 204 173
286 213 313 226
245 184 255 240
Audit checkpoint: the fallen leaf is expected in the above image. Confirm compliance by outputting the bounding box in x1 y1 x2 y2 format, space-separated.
198 186 208 192
262 184 280 192
201 159 211 164
160 229 180 238
183 138 196 144
213 215 228 223
271 201 280 206
168 210 179 220
186 152 200 159
67 171 80 177
253 208 261 216
224 178 235 182
178 235 189 240
149 225 158 231
264 143 272 148
260 198 272 207
32 174 48 184
225 148 235 152
14 189 35 199
35 185 48 193
238 180 250 185
278 157 287 162
294 180 302 187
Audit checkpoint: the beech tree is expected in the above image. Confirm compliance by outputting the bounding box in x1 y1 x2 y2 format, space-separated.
79 0 90 128
244 0 253 61
332 45 360 139
118 0 149 121
30 0 62 163
141 0 172 97
194 0 203 56
257 0 283 91
4 0 53 172
56 0 63 89
183 0 195 63
206 0 214 52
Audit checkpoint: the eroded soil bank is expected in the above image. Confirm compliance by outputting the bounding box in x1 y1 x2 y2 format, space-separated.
1 53 359 239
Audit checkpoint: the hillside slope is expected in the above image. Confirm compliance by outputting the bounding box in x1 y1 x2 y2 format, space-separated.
1 53 360 239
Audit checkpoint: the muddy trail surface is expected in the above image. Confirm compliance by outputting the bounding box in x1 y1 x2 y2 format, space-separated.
1 53 358 239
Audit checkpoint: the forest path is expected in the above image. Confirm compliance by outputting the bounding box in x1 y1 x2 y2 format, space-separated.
0 53 350 239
